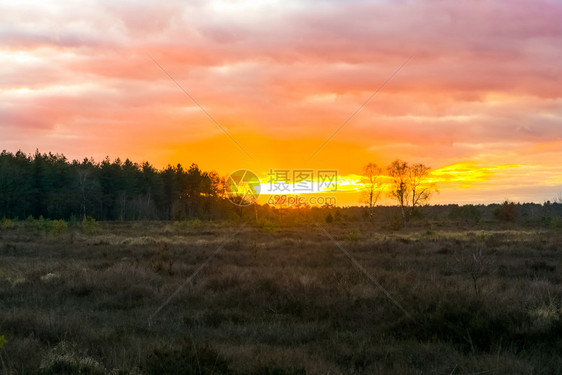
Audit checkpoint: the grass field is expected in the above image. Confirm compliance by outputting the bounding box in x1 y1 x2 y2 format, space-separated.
0 219 561 374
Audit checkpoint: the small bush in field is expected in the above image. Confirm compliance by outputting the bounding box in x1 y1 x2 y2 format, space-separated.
1 218 15 230
25 215 51 231
82 216 100 234
325 213 334 223
50 219 68 236
24 215 60 232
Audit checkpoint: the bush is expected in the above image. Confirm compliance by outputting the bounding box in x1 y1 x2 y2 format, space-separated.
50 219 68 236
1 218 15 230
25 215 51 232
82 216 100 234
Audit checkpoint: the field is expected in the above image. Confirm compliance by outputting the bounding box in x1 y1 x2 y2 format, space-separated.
0 218 561 374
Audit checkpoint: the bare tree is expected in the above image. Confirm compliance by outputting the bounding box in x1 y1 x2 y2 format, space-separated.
408 163 436 210
387 160 436 220
454 244 490 296
387 160 410 219
362 163 384 221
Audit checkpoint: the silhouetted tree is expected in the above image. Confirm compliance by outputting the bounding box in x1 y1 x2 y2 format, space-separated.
387 160 436 220
362 163 384 221
408 163 436 211
387 160 410 219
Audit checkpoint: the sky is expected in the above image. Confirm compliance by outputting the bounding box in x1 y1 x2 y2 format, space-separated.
1 0 562 205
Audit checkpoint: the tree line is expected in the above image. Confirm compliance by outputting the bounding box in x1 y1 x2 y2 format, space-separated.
0 150 231 221
2 149 560 225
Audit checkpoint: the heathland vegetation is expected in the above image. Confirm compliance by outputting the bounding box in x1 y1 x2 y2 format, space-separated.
0 150 562 374
1 218 561 374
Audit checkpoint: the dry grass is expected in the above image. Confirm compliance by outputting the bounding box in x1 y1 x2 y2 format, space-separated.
0 220 561 374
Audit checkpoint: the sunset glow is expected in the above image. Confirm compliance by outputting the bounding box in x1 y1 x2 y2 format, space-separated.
2 0 562 204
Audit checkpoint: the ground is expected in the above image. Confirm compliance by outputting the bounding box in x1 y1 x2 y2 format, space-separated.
0 219 561 374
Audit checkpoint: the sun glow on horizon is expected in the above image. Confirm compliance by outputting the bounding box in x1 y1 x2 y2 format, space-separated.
248 162 536 207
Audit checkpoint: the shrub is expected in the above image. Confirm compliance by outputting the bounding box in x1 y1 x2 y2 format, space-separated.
50 219 68 236
1 218 15 230
82 216 100 234
325 213 334 223
25 215 51 231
